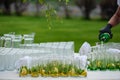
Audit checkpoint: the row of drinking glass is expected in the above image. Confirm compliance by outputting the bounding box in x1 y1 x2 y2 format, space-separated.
0 32 35 48
20 56 87 70
0 47 52 71
88 43 120 70
20 41 74 56
91 43 120 61
0 41 74 71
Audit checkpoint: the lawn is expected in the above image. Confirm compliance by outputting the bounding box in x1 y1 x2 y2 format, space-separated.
0 16 120 52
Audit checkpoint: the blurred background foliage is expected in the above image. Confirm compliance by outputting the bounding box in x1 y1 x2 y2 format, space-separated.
0 0 119 52
0 0 118 20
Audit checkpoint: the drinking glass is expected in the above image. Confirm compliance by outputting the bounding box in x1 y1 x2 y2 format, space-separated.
0 36 4 47
0 51 5 71
12 35 22 48
23 33 35 44
4 37 12 48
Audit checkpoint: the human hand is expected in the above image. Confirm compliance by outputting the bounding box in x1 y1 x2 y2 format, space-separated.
99 24 113 42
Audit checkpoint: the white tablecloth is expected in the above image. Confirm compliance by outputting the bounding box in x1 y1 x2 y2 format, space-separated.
0 71 120 80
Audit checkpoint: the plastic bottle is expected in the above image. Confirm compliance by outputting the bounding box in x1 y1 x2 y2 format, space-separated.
99 33 111 43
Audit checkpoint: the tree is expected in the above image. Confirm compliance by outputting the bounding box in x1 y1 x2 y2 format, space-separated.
100 0 118 20
0 0 70 16
0 0 29 16
58 0 71 19
35 0 43 16
14 0 29 16
75 0 96 19
0 0 13 15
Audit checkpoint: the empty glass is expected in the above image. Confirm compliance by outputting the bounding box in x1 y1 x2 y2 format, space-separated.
12 35 22 48
0 52 5 71
23 33 35 44
3 33 15 48
4 37 12 48
0 37 4 47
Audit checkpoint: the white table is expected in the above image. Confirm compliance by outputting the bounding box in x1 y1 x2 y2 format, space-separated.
0 71 120 80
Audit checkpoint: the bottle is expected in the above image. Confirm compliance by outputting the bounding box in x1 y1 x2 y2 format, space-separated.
99 33 111 43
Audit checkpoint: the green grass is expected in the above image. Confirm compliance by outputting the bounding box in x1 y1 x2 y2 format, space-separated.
0 16 120 52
